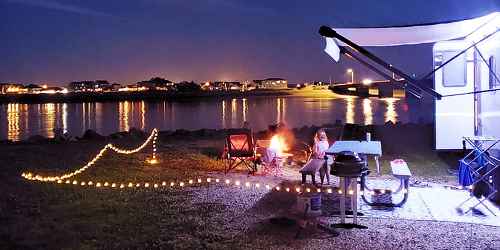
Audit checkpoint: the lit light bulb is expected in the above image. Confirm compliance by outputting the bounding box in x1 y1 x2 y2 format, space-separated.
265 185 270 189
348 190 354 195
197 179 202 183
317 188 321 193
111 183 116 188
255 183 260 188
120 184 125 188
170 182 175 187
154 184 158 188
189 180 193 184
145 183 150 188
129 183 133 187
104 182 109 187
285 188 290 192
276 186 281 191
207 178 211 183
235 181 240 186
96 182 101 187
88 181 93 185
225 179 230 184
162 181 167 186
73 180 78 185
215 179 220 183
338 190 342 194
180 182 185 187
295 188 301 193
306 188 311 193
245 182 250 187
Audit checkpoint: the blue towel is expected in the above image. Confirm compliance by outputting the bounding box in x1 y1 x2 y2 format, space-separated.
458 160 474 187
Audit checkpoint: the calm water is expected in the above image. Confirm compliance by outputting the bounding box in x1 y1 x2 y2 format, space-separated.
0 96 432 141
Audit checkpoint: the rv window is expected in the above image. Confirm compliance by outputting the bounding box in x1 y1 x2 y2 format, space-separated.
489 56 498 88
442 51 466 87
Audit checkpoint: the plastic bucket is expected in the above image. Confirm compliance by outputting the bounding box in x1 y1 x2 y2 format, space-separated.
296 193 322 217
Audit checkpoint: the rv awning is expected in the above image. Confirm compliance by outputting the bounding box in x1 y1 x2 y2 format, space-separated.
329 12 499 47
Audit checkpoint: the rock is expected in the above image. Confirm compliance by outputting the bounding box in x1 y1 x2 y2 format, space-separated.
129 127 146 138
109 132 125 139
80 129 105 140
26 135 47 143
0 139 12 144
172 129 190 136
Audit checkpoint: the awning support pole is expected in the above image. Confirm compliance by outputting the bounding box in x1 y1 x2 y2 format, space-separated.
319 26 442 99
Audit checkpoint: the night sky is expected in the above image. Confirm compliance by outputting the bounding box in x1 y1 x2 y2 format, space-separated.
1 0 498 85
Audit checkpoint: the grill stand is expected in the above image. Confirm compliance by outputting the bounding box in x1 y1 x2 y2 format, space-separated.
331 175 368 229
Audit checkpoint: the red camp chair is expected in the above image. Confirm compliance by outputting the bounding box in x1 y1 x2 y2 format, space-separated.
222 129 258 174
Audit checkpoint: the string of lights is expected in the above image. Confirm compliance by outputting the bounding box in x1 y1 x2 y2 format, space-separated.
24 174 408 195
21 127 411 195
21 129 159 182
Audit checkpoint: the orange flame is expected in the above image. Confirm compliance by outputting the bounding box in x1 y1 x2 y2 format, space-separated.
269 134 287 155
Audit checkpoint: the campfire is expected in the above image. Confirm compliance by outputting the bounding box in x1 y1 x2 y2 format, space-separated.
268 134 289 157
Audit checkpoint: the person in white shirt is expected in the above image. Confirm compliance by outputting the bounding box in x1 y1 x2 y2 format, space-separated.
313 129 331 185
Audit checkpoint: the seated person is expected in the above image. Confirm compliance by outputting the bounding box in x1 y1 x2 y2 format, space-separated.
300 129 331 185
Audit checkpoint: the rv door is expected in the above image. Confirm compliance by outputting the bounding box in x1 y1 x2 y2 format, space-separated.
434 40 475 150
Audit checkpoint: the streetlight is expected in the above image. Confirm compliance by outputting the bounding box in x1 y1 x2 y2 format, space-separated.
362 78 373 86
347 69 354 84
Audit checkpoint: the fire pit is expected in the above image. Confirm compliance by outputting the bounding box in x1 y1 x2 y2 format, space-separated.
258 134 293 176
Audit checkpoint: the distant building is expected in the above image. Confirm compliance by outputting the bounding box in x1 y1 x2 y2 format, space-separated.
253 78 288 89
38 86 67 94
0 83 25 94
68 80 111 92
25 84 43 94
137 77 174 91
211 81 242 91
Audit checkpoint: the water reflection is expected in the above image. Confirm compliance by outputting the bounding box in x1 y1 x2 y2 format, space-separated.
231 98 237 127
140 101 146 130
242 98 248 122
221 100 226 128
363 98 373 125
62 103 68 133
7 103 20 141
276 98 286 123
383 98 399 123
345 97 355 124
0 96 416 141
43 103 56 138
119 101 130 131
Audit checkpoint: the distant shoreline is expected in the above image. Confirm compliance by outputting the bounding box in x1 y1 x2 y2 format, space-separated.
0 89 289 104
0 88 344 104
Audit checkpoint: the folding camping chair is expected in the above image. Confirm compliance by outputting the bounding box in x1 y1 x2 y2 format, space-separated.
261 147 284 176
222 129 258 174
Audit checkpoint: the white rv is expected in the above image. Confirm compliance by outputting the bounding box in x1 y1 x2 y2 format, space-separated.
434 14 500 150
321 12 500 151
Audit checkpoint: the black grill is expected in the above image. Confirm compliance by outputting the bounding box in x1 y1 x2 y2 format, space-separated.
331 151 368 176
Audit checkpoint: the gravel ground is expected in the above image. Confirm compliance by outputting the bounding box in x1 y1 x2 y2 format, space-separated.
184 171 500 250
2 131 499 249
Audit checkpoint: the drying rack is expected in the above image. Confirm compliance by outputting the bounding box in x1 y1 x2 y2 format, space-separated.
456 136 499 216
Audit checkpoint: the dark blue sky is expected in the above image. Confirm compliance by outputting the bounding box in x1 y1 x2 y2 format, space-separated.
1 0 498 85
